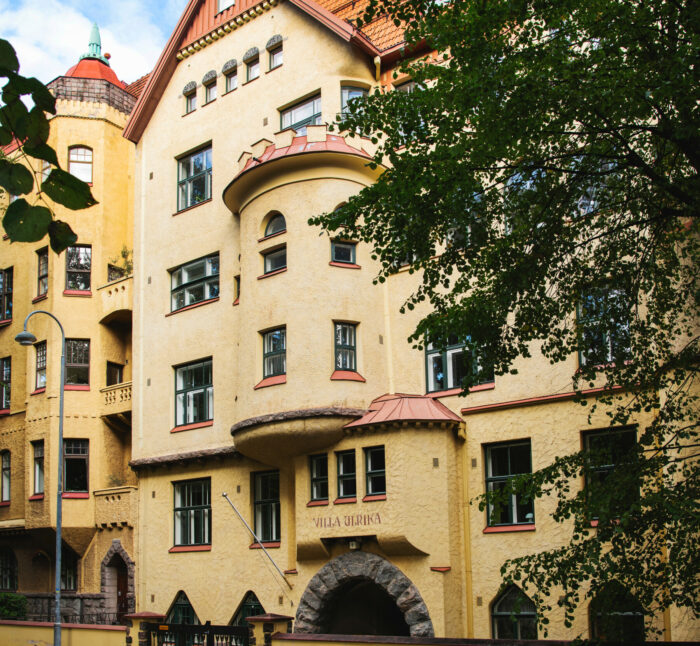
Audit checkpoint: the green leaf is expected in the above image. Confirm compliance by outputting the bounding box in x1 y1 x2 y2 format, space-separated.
24 107 49 146
0 159 34 195
2 72 56 114
2 200 51 242
22 143 59 167
0 40 19 75
0 98 29 139
42 168 97 210
0 126 11 146
48 220 78 253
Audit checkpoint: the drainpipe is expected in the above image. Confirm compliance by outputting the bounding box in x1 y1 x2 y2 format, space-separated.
461 431 475 637
374 56 381 82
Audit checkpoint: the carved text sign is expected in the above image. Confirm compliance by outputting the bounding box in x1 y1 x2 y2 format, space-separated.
313 512 382 530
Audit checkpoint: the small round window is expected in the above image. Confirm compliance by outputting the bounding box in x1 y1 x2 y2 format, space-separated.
265 213 286 237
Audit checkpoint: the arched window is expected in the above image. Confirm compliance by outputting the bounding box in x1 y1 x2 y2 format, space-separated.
264 213 286 237
167 590 200 625
68 146 93 183
231 591 265 626
590 582 645 642
1 451 9 502
0 548 17 591
491 585 537 640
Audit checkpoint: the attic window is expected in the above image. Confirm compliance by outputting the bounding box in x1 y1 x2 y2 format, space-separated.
183 81 197 114
202 70 217 104
217 0 235 12
222 60 238 93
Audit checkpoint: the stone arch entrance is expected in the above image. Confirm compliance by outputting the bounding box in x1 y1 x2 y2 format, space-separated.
295 552 434 637
100 539 135 619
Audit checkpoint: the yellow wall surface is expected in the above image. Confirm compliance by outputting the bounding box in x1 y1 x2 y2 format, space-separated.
0 620 126 646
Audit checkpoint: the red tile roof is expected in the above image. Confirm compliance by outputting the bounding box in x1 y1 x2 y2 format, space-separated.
125 74 150 98
344 393 463 429
64 58 126 88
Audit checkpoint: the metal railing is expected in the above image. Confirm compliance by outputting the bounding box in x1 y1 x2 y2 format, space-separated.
28 611 123 625
145 622 249 646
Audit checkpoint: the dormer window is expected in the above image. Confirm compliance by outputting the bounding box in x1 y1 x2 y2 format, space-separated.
183 81 197 114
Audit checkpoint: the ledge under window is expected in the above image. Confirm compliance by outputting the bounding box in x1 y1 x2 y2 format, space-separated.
0 501 9 507
171 420 213 433
249 541 280 549
362 494 386 502
63 289 92 297
0 409 8 416
483 523 535 534
258 230 286 243
0 319 11 327
31 388 46 396
65 384 89 391
307 500 329 507
63 492 89 499
329 261 361 270
257 268 287 280
254 375 286 389
334 497 356 505
28 494 44 501
173 198 212 217
331 370 366 382
32 294 48 304
430 566 451 573
166 297 219 317
169 545 211 553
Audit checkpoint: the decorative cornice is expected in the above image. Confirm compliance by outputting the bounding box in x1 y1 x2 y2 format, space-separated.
231 407 365 435
129 445 240 470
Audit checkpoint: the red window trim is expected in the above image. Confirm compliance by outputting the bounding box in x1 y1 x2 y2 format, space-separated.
32 294 48 304
28 494 44 501
0 409 8 416
173 198 212 216
63 289 92 297
258 230 286 243
428 382 496 399
65 384 90 391
254 375 286 389
169 545 212 553
232 298 240 306
171 420 214 433
0 501 10 507
330 370 366 382
483 523 535 534
284 569 298 575
362 494 386 502
0 319 11 327
257 268 287 280
31 388 46 396
329 261 361 270
430 566 451 572
166 297 219 317
249 541 280 549
306 500 329 507
334 497 356 505
62 492 89 499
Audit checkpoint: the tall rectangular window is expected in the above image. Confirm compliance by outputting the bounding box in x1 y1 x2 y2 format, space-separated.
485 441 534 526
269 46 283 70
309 454 328 501
578 289 630 367
0 357 9 410
280 95 322 135
174 478 211 546
35 341 47 390
175 359 213 426
364 446 386 495
33 441 44 495
254 471 280 542
334 323 356 371
37 248 48 296
65 339 89 386
106 362 124 386
185 91 196 114
65 245 91 291
177 146 212 211
426 336 494 392
225 70 238 93
204 81 217 103
61 550 77 591
1 452 10 502
246 57 260 82
63 439 88 493
68 146 92 183
0 267 12 321
263 328 286 378
171 254 220 312
336 450 356 499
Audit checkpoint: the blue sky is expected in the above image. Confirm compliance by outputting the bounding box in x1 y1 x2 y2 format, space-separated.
0 0 188 84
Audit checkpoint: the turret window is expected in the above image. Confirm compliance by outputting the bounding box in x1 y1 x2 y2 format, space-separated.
280 95 322 135
68 146 92 183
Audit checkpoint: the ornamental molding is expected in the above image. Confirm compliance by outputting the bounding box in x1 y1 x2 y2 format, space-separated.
222 58 238 74
202 69 217 84
266 34 283 50
242 46 259 62
176 0 281 61
183 81 197 95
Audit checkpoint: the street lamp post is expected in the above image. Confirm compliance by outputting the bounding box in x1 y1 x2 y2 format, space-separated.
16 310 65 646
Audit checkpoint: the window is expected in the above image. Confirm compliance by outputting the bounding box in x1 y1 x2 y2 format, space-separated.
37 248 48 296
336 450 356 499
280 95 322 135
247 57 260 82
309 454 328 501
232 592 265 627
225 69 238 93
217 0 235 11
491 586 537 639
107 264 125 282
35 341 46 390
177 146 212 211
0 267 12 321
0 357 9 410
234 275 241 302
263 328 286 378
485 441 534 526
185 91 196 114
63 439 88 493
341 86 368 116
254 471 280 542
33 441 44 495
65 339 90 386
395 80 417 93
106 362 124 386
426 336 494 392
168 591 200 625
264 213 286 237
331 241 356 264
174 478 211 546
263 247 286 274
578 289 630 367
269 46 283 70
61 549 77 591
0 548 17 591
334 323 356 371
68 146 92 183
584 427 637 517
0 452 9 502
365 446 385 496
589 582 645 643
175 359 213 426
65 245 91 291
204 80 217 103
41 160 51 182
171 253 220 312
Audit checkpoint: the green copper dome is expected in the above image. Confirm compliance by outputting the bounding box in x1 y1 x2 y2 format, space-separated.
79 22 110 66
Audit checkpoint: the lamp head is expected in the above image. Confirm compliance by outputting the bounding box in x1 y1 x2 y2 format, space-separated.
15 331 37 346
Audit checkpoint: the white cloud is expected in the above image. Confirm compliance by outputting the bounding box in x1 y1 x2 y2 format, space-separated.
0 0 185 85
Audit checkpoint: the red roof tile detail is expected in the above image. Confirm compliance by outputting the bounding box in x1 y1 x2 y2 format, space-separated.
64 58 126 88
344 393 462 429
125 74 151 98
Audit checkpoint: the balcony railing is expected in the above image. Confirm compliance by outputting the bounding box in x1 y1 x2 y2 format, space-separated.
101 381 132 413
94 485 137 528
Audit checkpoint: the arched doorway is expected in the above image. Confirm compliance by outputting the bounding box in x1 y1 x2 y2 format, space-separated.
100 540 135 620
295 552 433 637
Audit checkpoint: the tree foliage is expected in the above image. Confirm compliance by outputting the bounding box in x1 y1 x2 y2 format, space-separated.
0 39 96 252
311 0 699 637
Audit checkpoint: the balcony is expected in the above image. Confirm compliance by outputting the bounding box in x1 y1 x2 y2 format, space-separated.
97 275 132 328
94 486 137 529
100 382 132 432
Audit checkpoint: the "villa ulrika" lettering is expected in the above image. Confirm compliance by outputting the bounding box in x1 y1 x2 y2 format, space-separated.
313 513 381 529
